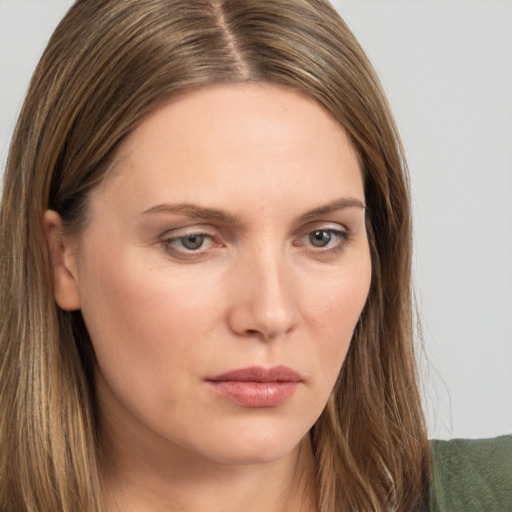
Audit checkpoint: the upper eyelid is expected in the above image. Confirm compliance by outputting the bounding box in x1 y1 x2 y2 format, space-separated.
160 225 217 238
165 232 213 240
294 221 349 236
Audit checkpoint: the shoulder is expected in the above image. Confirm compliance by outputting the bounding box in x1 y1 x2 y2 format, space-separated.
429 434 512 511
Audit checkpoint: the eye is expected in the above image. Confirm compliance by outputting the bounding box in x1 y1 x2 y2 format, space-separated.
163 232 215 253
296 227 349 252
308 230 336 248
177 234 208 250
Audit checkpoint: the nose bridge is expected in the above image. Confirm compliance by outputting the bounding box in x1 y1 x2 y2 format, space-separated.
228 239 298 340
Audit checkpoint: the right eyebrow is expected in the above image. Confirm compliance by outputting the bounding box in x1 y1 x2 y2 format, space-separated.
141 203 240 225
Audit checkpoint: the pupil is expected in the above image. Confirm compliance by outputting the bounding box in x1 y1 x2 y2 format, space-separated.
310 230 330 247
183 235 204 250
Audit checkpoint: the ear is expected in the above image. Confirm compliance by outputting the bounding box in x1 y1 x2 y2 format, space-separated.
44 210 81 311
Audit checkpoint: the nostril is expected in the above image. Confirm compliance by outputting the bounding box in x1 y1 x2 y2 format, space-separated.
243 328 275 342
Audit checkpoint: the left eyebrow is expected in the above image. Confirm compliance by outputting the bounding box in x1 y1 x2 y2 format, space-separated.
299 197 366 222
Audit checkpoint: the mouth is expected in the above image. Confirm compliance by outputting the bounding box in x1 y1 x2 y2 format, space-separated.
206 366 303 408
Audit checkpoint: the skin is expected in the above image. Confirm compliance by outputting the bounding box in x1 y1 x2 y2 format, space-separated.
45 83 372 512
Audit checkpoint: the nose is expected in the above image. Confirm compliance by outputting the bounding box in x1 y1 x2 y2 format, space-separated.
227 248 299 341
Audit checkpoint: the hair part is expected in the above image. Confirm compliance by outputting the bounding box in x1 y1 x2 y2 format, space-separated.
0 1 429 510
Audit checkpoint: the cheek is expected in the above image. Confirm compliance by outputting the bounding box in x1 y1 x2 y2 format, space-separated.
80 262 191 359
77 256 215 436
76 247 227 396
300 252 372 389
306 251 371 332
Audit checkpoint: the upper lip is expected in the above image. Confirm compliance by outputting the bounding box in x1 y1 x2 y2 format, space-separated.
208 365 303 383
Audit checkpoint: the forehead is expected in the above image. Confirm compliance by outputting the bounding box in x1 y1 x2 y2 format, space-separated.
90 82 363 220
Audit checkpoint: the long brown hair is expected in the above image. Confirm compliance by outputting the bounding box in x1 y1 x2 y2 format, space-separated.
0 1 430 510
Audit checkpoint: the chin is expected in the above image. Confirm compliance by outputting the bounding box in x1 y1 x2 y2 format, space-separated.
195 425 311 466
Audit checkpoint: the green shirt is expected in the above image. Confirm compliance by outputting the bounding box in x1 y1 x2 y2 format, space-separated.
430 434 512 511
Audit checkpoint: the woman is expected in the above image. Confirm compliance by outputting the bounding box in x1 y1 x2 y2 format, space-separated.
0 1 509 511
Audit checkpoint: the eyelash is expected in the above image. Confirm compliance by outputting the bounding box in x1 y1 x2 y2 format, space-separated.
161 227 350 257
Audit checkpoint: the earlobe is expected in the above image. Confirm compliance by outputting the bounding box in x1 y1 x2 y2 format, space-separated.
44 210 81 311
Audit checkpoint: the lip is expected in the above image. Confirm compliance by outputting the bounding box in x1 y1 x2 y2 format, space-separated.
206 366 303 408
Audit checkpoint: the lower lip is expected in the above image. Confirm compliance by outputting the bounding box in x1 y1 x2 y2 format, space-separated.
207 381 300 408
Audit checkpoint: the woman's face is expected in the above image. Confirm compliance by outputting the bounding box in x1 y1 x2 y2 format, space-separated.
53 83 371 465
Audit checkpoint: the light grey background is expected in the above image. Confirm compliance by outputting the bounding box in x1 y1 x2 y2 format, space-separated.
1 0 511 440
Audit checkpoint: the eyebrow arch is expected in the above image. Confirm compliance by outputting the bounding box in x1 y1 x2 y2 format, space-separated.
299 197 366 222
141 197 365 224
